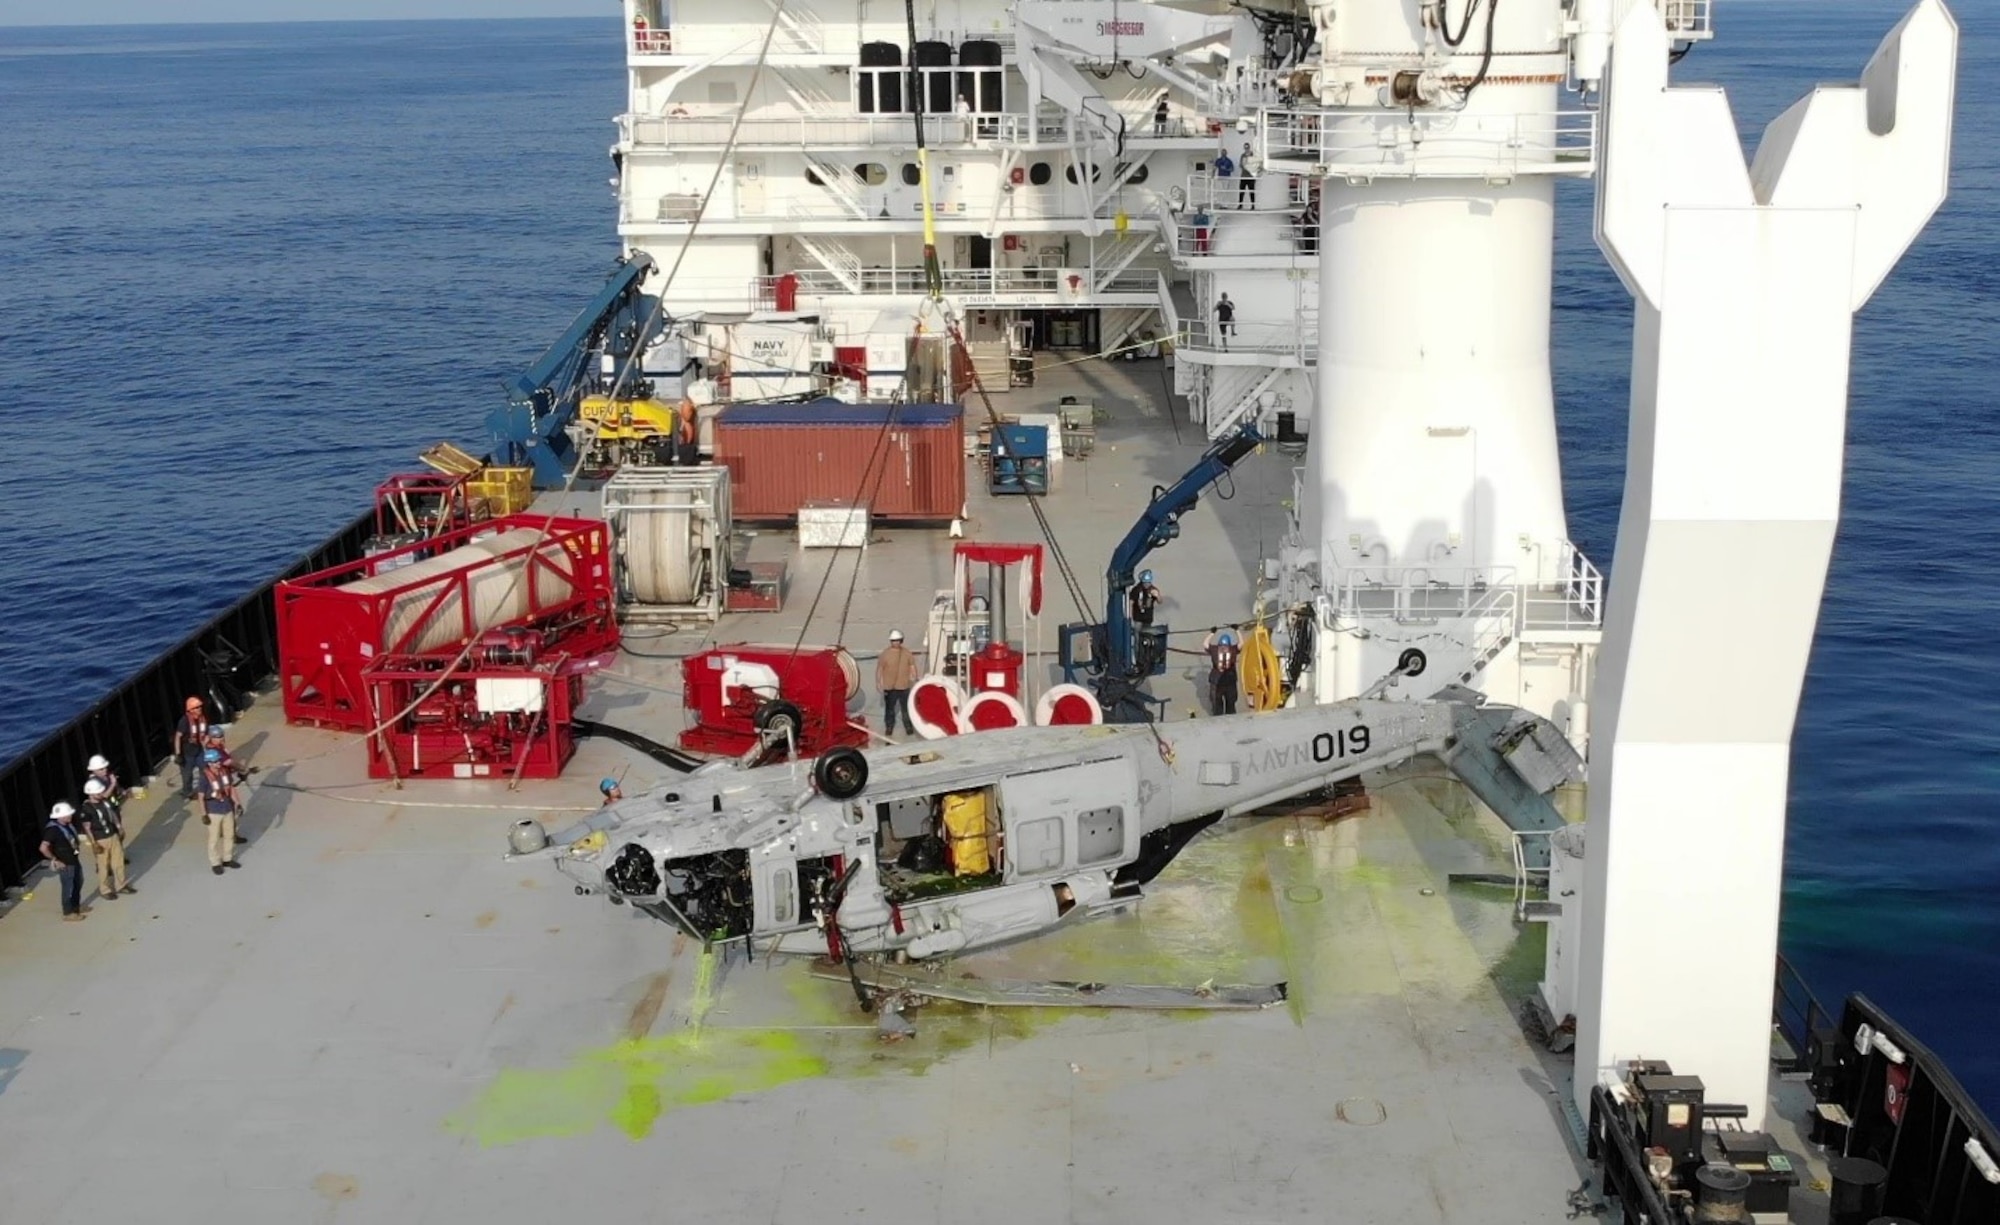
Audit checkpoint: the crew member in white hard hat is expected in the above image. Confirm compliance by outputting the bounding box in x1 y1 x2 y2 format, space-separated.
39 802 86 921
77 778 132 900
876 630 918 738
84 753 123 806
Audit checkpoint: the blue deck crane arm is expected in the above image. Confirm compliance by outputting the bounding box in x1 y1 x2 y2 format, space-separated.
486 252 658 487
1061 421 1262 718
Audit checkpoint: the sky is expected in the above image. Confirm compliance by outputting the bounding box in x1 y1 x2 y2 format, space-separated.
0 0 611 25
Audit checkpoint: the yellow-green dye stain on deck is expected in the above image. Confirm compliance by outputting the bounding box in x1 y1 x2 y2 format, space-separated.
448 1028 828 1147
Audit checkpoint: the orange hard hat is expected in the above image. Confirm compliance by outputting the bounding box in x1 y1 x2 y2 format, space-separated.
185 696 203 710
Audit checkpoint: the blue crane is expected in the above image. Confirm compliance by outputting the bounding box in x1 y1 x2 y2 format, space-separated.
487 253 659 487
1060 422 1263 721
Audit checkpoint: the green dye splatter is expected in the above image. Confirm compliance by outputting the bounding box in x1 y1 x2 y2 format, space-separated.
447 1028 830 1147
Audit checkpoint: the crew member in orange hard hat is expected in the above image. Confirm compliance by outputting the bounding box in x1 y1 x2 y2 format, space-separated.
172 696 211 799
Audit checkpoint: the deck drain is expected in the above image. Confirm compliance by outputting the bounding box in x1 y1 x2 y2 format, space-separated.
1335 1098 1388 1126
1283 885 1324 904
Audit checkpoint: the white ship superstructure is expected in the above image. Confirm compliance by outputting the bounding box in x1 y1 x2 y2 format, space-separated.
615 0 1319 407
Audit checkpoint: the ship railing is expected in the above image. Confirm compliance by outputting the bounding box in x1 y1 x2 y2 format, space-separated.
1773 952 1835 1075
783 266 1157 301
1174 317 1317 364
1657 0 1714 40
1258 108 1599 179
1519 542 1605 631
1509 828 1553 922
1164 211 1317 261
1181 170 1311 214
622 112 973 148
1326 551 1603 631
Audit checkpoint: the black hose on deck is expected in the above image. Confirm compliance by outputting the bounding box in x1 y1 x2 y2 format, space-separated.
572 718 705 774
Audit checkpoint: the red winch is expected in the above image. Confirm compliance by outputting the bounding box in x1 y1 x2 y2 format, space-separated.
362 628 583 781
680 643 867 757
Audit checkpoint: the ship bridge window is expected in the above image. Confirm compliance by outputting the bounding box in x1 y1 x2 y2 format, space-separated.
1028 161 1052 187
1064 163 1103 184
901 163 921 186
854 162 887 185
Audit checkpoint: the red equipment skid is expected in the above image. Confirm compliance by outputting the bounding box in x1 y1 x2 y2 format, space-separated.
362 632 581 781
277 514 617 730
680 644 868 757
373 471 482 539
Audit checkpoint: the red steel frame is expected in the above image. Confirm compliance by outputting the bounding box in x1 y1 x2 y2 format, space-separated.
361 652 581 781
277 514 617 730
373 471 480 539
679 644 870 757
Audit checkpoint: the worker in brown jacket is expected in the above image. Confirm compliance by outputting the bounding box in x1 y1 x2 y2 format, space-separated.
876 629 918 737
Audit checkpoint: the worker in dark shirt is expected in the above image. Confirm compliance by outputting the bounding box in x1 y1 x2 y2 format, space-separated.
199 749 243 876
202 727 251 843
172 696 211 798
40 802 86 921
1207 629 1242 715
78 778 132 900
1128 570 1162 628
85 753 123 806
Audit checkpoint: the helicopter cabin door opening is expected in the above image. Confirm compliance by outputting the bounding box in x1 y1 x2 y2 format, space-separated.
875 785 1004 902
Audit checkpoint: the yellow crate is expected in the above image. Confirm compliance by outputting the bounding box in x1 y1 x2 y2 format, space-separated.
467 466 534 516
419 441 484 477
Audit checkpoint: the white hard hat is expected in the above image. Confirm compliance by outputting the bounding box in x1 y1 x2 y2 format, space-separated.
87 754 110 771
50 801 75 819
888 630 904 641
83 779 107 797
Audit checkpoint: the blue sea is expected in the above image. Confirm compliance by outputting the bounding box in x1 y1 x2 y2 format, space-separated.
1 4 1995 1107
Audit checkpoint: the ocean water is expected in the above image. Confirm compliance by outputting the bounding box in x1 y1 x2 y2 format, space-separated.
2 5 1996 1106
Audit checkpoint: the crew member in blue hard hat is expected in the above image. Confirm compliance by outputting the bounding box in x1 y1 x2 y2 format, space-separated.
198 748 243 876
1206 628 1242 716
202 726 250 844
599 777 623 805
1128 570 1162 629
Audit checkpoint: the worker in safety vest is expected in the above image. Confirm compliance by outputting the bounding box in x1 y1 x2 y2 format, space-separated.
77 778 131 900
1207 629 1242 716
876 630 918 737
198 749 242 876
1128 570 1162 628
203 727 250 844
172 696 210 798
84 753 124 807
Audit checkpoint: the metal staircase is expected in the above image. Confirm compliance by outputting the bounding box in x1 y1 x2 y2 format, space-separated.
791 234 864 291
799 160 869 221
1201 364 1282 436
759 0 825 54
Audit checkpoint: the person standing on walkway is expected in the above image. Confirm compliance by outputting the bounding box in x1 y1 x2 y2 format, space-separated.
172 696 210 798
1153 91 1171 137
198 749 242 876
1237 142 1261 208
40 802 86 921
1207 629 1242 715
77 779 132 900
1215 293 1235 349
85 753 124 804
877 629 918 737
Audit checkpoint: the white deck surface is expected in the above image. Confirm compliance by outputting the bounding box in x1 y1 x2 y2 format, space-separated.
0 358 1823 1223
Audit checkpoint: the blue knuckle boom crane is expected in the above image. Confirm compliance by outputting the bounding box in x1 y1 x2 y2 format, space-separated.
1061 421 1263 721
487 253 659 487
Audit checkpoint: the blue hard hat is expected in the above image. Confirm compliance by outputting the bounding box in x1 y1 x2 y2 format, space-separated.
1139 570 1154 583
1219 631 1236 645
203 748 222 764
599 777 619 794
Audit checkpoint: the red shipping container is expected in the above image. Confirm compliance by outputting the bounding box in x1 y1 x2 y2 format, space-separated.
276 514 617 730
713 399 965 522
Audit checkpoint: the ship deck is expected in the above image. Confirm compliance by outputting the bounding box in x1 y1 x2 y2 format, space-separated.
0 357 1830 1223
